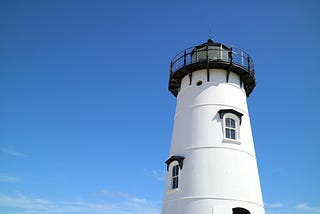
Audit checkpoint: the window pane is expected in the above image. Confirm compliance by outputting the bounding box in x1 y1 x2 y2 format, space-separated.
172 165 179 176
226 128 230 138
230 119 236 128
226 118 231 127
231 129 236 139
172 177 178 189
226 128 236 140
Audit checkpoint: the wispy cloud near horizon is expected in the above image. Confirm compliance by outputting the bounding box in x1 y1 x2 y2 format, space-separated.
264 201 320 214
96 189 133 199
0 191 161 214
145 169 166 181
265 202 284 209
1 148 27 157
0 175 21 183
295 203 320 213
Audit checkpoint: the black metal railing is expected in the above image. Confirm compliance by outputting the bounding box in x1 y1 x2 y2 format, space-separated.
170 44 255 77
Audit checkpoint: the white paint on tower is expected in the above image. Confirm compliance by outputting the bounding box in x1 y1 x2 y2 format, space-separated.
162 40 265 214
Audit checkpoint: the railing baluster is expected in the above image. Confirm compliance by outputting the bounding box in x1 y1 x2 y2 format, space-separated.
170 46 254 83
241 51 244 66
196 49 198 62
206 45 209 62
229 48 233 63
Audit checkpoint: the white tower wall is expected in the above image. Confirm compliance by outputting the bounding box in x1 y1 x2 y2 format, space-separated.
162 67 265 214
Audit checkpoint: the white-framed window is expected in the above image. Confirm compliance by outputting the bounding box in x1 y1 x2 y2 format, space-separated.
171 164 179 189
218 109 243 143
225 117 237 140
165 156 184 192
223 113 240 141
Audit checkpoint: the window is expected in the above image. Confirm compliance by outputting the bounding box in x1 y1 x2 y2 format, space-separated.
223 114 240 141
232 207 250 214
165 156 184 191
172 165 179 189
218 109 243 142
225 117 237 140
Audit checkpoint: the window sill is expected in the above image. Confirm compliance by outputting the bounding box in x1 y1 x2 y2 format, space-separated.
166 188 179 195
223 138 241 145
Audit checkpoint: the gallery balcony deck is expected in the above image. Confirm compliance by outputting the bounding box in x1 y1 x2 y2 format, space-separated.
169 39 256 97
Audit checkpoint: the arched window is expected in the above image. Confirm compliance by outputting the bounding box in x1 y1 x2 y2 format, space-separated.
225 117 237 140
165 156 184 191
172 165 179 189
232 207 250 214
218 109 243 142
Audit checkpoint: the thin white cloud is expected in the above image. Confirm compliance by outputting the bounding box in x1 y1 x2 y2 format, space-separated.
1 148 27 157
0 175 21 183
265 202 284 209
97 189 161 212
0 191 161 214
295 203 320 213
97 189 132 198
264 202 320 214
145 169 166 181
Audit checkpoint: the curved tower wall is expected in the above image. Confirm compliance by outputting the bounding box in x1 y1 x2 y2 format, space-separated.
162 67 265 214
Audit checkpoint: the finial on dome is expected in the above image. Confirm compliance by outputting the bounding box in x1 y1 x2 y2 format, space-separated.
207 38 214 43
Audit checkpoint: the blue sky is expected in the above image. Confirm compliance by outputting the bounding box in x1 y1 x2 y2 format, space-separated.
0 0 319 213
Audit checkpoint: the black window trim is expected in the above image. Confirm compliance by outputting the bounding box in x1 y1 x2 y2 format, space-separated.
218 109 243 124
165 156 185 171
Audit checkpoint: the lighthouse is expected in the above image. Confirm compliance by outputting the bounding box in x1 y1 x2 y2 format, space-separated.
162 39 265 214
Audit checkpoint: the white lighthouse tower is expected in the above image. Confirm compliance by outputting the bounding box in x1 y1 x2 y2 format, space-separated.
162 39 265 214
